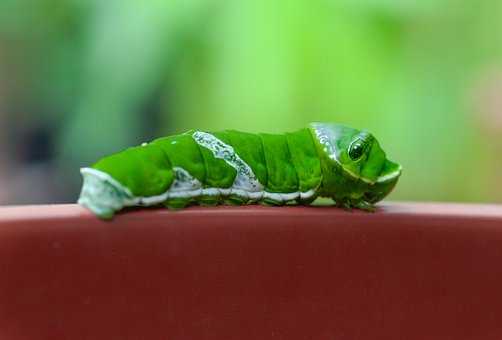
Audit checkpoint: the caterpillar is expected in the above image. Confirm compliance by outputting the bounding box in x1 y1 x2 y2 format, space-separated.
78 123 402 219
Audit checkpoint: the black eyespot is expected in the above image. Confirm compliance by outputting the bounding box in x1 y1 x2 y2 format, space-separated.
348 141 364 160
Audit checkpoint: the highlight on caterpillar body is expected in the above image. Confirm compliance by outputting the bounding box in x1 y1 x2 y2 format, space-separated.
78 122 402 219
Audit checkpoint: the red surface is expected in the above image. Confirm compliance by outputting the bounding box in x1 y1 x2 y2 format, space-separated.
1 202 502 340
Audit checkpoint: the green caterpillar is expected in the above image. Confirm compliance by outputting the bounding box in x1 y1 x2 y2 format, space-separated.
78 123 402 219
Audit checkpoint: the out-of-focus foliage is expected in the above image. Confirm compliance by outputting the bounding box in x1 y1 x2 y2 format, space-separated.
0 0 501 203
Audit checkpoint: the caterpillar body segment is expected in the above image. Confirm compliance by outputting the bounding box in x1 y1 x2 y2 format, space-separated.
78 123 402 219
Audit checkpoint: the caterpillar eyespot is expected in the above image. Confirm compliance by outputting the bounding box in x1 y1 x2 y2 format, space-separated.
348 141 365 160
78 122 402 219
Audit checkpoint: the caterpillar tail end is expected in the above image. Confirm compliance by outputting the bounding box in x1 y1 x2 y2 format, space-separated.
78 168 132 220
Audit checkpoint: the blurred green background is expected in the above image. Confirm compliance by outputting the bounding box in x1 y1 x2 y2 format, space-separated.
0 0 501 204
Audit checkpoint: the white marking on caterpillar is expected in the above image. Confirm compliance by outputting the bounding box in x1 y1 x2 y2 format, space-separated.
192 131 263 192
78 168 135 217
170 167 202 192
376 165 402 183
311 123 339 164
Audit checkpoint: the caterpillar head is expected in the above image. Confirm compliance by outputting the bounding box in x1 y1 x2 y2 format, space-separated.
310 123 402 205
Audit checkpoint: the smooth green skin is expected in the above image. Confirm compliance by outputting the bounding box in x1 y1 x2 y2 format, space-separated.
93 144 173 197
87 123 401 213
259 133 299 193
286 129 322 198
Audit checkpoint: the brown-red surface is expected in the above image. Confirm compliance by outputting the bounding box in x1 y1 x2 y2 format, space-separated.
1 202 502 340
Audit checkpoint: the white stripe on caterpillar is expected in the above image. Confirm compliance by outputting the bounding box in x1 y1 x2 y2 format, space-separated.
192 131 264 192
78 166 317 217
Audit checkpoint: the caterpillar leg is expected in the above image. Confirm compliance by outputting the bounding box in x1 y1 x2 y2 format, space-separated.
334 200 353 210
164 198 191 210
296 196 317 206
354 200 376 212
332 198 375 212
224 195 249 206
261 198 285 206
198 195 221 206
